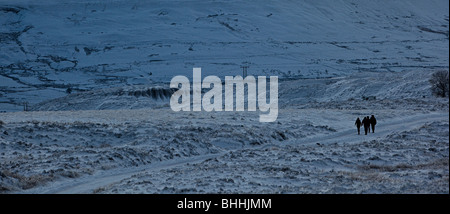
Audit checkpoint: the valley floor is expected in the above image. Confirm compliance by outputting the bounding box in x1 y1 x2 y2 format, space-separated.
1 102 448 193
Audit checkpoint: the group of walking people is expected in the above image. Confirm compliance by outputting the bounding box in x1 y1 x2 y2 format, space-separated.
355 115 377 135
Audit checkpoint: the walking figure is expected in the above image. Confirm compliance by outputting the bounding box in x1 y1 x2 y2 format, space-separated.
355 117 362 135
361 116 370 135
370 115 377 133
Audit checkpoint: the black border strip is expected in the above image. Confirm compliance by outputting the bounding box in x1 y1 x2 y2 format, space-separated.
1 194 448 212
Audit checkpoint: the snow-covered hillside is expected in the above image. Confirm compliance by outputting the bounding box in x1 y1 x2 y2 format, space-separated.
31 85 174 111
30 69 446 111
1 0 449 111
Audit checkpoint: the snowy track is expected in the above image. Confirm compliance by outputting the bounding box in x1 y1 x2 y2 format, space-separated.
35 153 221 194
291 111 449 146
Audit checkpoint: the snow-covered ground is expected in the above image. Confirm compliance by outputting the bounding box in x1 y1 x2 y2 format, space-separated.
98 119 449 194
1 69 449 193
0 0 449 194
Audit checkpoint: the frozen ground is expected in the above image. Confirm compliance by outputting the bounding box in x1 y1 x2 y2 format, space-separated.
98 119 449 194
0 69 448 194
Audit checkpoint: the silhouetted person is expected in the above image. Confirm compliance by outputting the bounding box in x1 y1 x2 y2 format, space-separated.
355 117 362 135
370 115 377 133
362 116 370 135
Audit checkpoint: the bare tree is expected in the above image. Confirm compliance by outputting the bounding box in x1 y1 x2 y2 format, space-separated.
429 70 449 98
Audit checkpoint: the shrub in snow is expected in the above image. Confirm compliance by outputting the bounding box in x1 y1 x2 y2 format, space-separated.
429 70 449 98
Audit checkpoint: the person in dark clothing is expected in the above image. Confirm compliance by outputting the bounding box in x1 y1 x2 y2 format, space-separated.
362 116 370 135
370 115 377 133
355 117 362 135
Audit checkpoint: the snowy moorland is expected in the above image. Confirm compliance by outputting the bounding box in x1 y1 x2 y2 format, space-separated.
0 0 449 194
1 69 448 193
